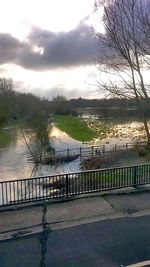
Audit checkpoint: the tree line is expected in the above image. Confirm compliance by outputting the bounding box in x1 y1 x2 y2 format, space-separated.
0 78 49 127
1 76 150 129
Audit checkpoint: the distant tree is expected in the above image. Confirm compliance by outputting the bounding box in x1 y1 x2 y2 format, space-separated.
0 77 50 126
51 95 72 115
95 0 150 145
52 95 67 102
0 78 14 125
0 77 13 95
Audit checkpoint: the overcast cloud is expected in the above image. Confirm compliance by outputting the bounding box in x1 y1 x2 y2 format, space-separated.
0 21 99 71
14 80 91 99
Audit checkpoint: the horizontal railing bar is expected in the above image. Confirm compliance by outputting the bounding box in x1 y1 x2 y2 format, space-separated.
1 163 150 184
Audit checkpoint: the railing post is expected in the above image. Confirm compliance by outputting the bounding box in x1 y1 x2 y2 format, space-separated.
133 166 137 187
92 146 94 155
66 174 69 198
126 143 128 150
103 145 105 156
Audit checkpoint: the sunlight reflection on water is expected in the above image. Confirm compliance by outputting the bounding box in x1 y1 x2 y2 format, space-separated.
0 119 149 181
0 126 85 181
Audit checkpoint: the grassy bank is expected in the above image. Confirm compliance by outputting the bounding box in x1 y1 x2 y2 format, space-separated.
81 150 150 171
54 115 99 142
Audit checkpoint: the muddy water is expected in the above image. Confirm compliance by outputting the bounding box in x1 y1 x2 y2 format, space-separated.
0 126 85 181
0 116 148 181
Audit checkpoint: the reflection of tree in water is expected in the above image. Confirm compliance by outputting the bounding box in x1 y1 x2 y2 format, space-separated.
18 161 66 205
0 127 17 148
30 160 67 178
40 201 50 267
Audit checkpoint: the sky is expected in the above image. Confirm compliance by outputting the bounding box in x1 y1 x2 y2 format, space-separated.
0 0 104 99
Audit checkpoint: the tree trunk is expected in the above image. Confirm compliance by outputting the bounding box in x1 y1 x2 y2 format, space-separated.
143 119 150 148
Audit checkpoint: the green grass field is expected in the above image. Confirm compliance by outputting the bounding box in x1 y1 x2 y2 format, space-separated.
54 115 99 142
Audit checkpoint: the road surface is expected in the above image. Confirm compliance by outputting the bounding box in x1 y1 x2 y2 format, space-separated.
1 215 150 267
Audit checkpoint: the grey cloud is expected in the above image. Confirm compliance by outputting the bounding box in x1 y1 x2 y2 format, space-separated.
20 22 98 70
0 34 21 64
0 33 32 65
0 22 100 70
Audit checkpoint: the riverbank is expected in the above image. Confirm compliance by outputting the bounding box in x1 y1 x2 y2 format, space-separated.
81 149 150 170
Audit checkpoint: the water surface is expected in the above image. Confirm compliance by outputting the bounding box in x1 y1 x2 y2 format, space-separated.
0 126 85 181
0 110 149 180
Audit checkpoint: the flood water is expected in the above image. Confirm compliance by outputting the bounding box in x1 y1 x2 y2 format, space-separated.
0 109 148 181
0 125 86 181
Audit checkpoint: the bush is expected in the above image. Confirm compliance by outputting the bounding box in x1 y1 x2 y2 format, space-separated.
134 143 148 157
81 151 131 170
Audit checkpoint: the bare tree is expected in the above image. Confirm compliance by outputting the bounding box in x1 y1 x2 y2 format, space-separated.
95 0 150 145
0 77 13 95
0 77 14 124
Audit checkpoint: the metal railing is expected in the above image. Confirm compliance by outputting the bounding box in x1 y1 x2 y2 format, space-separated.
1 163 150 207
44 141 147 158
27 141 147 163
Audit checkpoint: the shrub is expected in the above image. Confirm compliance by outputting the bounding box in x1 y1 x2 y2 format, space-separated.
81 151 131 170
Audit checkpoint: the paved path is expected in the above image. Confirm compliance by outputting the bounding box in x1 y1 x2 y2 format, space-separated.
1 187 150 240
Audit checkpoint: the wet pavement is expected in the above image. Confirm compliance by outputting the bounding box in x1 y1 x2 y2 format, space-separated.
1 186 150 240
1 215 150 266
1 187 150 266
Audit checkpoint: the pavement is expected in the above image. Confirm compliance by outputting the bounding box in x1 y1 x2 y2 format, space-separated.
2 215 150 267
1 185 150 241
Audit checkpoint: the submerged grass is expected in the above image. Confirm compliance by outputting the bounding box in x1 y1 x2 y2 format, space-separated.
54 115 99 142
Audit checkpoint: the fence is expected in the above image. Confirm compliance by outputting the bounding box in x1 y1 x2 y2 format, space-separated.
27 141 147 163
1 163 150 207
47 140 147 158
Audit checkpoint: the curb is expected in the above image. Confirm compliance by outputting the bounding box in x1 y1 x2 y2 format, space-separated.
1 208 150 242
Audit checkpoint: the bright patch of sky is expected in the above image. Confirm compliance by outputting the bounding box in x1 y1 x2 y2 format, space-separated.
0 0 95 40
0 0 104 99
